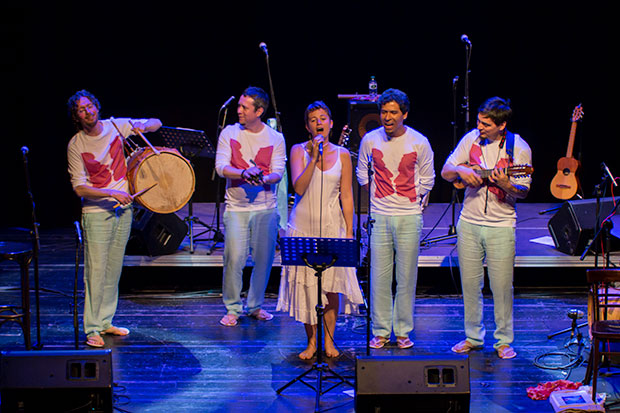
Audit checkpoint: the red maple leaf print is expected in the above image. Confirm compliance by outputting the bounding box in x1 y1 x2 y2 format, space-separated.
371 149 395 199
82 152 112 188
254 146 274 175
469 144 482 166
394 152 418 202
109 136 127 180
489 157 511 202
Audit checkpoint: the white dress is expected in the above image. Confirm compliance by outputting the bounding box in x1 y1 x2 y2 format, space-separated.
276 146 364 325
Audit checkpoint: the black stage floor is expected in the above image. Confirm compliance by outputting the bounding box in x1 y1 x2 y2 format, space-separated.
1 202 619 412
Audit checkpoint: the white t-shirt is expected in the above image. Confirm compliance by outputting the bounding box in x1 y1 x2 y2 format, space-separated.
444 129 532 227
215 123 286 212
356 126 435 216
67 118 147 213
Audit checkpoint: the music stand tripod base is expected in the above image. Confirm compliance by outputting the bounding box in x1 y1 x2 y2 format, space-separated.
276 237 358 412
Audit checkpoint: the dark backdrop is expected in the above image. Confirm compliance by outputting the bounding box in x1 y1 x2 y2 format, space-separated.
1 2 616 229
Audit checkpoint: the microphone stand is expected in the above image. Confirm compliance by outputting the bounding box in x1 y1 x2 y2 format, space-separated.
73 221 82 350
419 76 465 246
462 38 472 134
206 104 231 255
580 173 617 267
21 148 42 349
364 155 374 356
261 48 282 133
260 43 289 239
448 76 459 236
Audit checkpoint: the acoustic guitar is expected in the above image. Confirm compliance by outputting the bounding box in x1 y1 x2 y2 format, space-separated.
453 164 534 189
550 105 584 200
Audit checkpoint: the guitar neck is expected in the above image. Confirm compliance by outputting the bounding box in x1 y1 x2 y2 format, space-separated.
566 121 578 158
475 168 505 179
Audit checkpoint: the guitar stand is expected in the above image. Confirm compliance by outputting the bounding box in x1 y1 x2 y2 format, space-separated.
276 237 359 412
159 126 223 254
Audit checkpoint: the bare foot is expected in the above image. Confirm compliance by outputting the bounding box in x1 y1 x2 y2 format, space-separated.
299 344 316 360
325 342 340 358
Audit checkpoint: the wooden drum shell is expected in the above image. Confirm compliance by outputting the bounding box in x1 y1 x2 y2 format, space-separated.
126 147 195 214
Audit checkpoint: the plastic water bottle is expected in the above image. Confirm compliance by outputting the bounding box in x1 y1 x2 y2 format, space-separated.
368 76 378 96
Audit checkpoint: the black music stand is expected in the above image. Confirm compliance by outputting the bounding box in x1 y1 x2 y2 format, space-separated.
276 237 358 412
159 126 223 254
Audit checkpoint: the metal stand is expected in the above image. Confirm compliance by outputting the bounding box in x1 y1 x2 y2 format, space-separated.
73 221 82 350
159 126 222 254
363 156 374 356
547 308 587 346
579 173 619 267
20 147 41 349
276 237 358 412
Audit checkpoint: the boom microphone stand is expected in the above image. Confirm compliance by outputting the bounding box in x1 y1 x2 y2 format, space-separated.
259 41 289 235
420 36 472 245
259 42 282 133
461 34 472 134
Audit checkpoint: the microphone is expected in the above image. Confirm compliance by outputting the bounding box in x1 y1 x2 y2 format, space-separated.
602 162 618 187
259 42 268 57
21 146 29 155
318 142 323 156
74 221 82 244
220 96 235 109
461 34 472 46
452 76 459 86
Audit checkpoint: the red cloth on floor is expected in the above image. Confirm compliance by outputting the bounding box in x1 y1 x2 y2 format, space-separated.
526 379 582 400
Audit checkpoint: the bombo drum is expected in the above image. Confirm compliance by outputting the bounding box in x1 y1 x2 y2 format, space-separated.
127 147 195 214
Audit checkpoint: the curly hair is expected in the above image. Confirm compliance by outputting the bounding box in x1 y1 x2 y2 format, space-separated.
67 90 101 131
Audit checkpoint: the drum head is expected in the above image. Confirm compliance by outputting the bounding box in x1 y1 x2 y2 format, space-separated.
131 150 195 214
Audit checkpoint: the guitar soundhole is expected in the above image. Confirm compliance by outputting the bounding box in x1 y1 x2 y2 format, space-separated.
562 168 571 175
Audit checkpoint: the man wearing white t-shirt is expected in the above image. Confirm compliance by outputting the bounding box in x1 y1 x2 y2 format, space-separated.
441 97 532 360
67 90 162 347
357 88 435 349
215 87 287 327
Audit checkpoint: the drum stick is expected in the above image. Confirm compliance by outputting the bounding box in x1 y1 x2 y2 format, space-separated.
129 120 160 155
113 182 158 209
110 117 139 153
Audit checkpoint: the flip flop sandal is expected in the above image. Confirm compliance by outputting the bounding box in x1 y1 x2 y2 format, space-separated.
219 314 239 327
397 337 414 349
102 326 130 336
497 345 517 359
451 339 483 353
86 335 105 348
369 336 389 349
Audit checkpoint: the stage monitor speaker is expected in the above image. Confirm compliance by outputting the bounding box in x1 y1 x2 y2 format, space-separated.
0 349 113 413
347 101 379 215
548 197 619 255
347 100 380 155
355 355 470 413
126 206 188 256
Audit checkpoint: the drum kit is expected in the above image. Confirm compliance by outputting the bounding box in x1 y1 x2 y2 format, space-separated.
111 118 219 253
